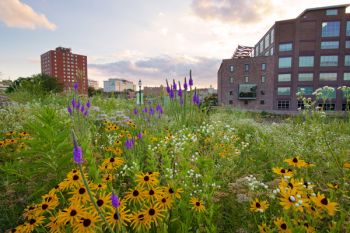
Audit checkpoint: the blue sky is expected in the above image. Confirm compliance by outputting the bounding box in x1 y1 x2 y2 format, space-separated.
0 0 349 88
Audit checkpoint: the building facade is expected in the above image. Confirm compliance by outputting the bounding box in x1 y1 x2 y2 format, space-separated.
88 79 99 89
218 4 350 111
41 47 88 94
103 78 135 93
143 86 165 97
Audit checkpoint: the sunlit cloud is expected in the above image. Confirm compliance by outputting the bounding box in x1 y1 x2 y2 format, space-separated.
0 0 56 30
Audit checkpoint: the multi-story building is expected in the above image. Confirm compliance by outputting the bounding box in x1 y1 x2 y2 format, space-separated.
88 79 99 89
218 4 350 112
143 86 166 97
41 47 88 94
103 78 135 93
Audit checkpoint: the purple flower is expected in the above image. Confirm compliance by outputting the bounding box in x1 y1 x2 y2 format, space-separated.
125 139 135 149
133 108 139 115
142 107 148 113
173 80 177 90
74 83 78 91
180 97 184 106
84 111 89 117
86 100 91 108
192 89 200 105
166 79 171 94
137 132 142 140
80 105 85 113
73 145 84 164
169 89 174 100
76 101 80 110
111 193 120 208
67 105 73 115
149 107 155 116
184 77 188 91
178 87 183 97
189 70 193 87
156 103 163 114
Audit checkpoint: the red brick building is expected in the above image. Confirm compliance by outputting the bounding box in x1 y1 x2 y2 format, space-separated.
41 47 88 94
218 4 350 112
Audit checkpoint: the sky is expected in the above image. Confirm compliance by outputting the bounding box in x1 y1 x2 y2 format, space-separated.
0 0 349 88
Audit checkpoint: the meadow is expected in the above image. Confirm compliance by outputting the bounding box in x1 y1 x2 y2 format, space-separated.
1 80 350 233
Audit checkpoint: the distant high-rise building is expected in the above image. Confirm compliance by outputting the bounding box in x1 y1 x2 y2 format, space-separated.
41 47 88 94
88 79 99 89
103 78 135 93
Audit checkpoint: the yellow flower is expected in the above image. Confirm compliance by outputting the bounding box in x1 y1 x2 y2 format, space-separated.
5 130 16 136
327 182 339 190
37 193 59 214
250 198 269 213
22 215 45 233
124 187 146 205
58 204 88 225
272 167 294 177
90 182 107 192
190 197 206 212
106 201 131 231
310 192 338 216
163 186 183 200
130 211 151 232
142 203 165 227
69 186 90 204
274 217 291 233
343 162 350 169
0 140 5 147
46 215 62 233
279 189 307 212
91 192 113 212
284 156 308 168
19 131 30 137
258 222 271 233
73 212 100 233
143 187 164 202
156 195 173 210
135 172 159 188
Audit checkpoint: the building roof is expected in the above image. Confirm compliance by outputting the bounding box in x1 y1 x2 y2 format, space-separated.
232 45 254 59
297 4 350 18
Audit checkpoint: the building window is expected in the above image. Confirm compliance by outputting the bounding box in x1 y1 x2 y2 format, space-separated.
326 9 338 15
261 63 266 70
255 45 259 56
279 43 292 51
344 72 350 80
270 47 274 55
244 76 249 83
346 41 350 49
278 73 291 82
297 87 313 95
298 101 305 110
230 77 234 83
277 87 291 95
260 100 265 105
277 100 290 110
298 73 313 81
264 51 270 56
259 40 264 53
321 21 340 37
345 55 350 66
229 100 233 104
238 84 257 99
271 29 274 43
320 72 337 81
230 65 234 72
299 56 314 67
318 103 335 111
320 55 338 66
244 64 249 72
279 57 292 68
261 76 266 83
347 21 350 36
321 41 339 49
229 91 233 96
264 34 270 49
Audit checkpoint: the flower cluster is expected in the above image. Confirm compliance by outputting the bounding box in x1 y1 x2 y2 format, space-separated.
0 130 30 151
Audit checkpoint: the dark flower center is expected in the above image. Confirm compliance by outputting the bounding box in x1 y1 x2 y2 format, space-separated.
255 202 261 208
287 169 292 172
55 185 60 189
73 175 79 180
133 190 139 196
321 198 328 205
304 223 309 227
281 169 285 173
281 223 287 230
110 158 115 162
149 209 155 215
195 202 200 206
113 213 119 220
97 199 104 206
149 190 155 195
45 197 52 202
162 198 167 203
83 219 91 227
11 229 16 233
169 188 174 194
29 219 36 225
70 210 77 216
72 169 77 173
42 204 48 210
292 157 298 163
79 188 86 194
98 184 102 188
138 214 144 220
288 183 293 189
144 176 149 181
29 206 35 210
311 206 316 211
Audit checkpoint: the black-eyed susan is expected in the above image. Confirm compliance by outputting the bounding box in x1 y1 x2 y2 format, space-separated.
258 223 271 233
272 167 294 177
142 203 165 227
135 172 159 188
106 201 131 231
284 156 308 168
250 198 269 213
49 183 64 194
274 217 291 233
114 140 122 146
22 215 45 233
130 211 151 232
73 212 100 233
58 204 88 225
5 130 16 136
23 205 40 219
60 170 84 190
143 187 164 202
124 188 146 205
156 195 173 210
102 174 113 183
279 178 304 192
90 182 107 192
46 215 61 233
69 186 90 204
279 189 306 212
19 131 29 137
100 157 124 172
302 222 316 233
310 192 338 216
0 140 5 147
112 147 123 156
91 192 113 212
163 186 183 200
38 193 59 213
190 197 206 212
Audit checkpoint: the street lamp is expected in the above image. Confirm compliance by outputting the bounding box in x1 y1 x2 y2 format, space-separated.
138 79 142 105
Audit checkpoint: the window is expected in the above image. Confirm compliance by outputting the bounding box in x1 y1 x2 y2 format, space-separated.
326 9 338 15
265 34 270 49
229 100 233 104
230 65 234 72
346 41 350 49
320 55 338 66
345 55 350 66
278 87 291 95
255 45 259 56
261 76 266 83
271 29 274 43
229 91 233 96
321 41 339 49
298 73 313 81
344 72 350 80
318 103 335 111
278 73 291 82
270 47 274 55
298 101 305 110
264 51 270 56
321 21 340 37
260 100 265 105
230 77 234 83
244 76 249 83
259 41 264 53
297 87 313 95
244 64 249 72
320 72 337 81
279 43 292 51
279 57 292 68
261 63 266 70
238 84 257 99
347 21 350 36
277 100 290 110
299 56 314 67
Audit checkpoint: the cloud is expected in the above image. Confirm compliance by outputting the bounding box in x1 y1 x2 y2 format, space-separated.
191 0 275 24
0 0 56 30
89 55 220 88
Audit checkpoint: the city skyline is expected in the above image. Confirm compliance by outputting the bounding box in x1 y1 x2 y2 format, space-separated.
0 0 349 88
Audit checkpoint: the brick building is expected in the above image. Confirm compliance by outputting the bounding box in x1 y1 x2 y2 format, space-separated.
218 4 350 111
41 47 88 94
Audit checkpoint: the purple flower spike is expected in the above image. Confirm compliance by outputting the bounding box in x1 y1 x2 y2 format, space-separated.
71 98 76 108
111 193 120 208
73 145 84 164
137 132 142 140
142 107 148 113
156 103 163 114
166 79 171 94
173 80 177 90
189 70 193 87
149 107 155 116
86 100 91 108
169 89 174 100
178 82 183 97
125 139 133 149
67 105 73 115
84 110 89 117
76 101 80 109
133 108 139 115
80 105 85 113
74 83 78 91
184 77 188 91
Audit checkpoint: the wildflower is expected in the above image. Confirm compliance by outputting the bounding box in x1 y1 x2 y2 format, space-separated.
71 98 76 108
111 193 120 208
73 145 84 164
124 188 146 205
163 186 183 199
310 192 338 216
142 107 148 113
173 79 177 90
156 195 173 209
143 187 164 202
125 138 135 150
133 108 139 115
343 162 350 169
327 182 339 190
279 189 306 212
80 104 85 113
46 216 60 233
250 198 269 213
84 110 89 117
136 172 159 188
67 105 73 115
274 217 291 233
169 89 174 100
178 82 183 97
69 186 90 204
284 156 308 168
86 100 91 108
272 167 294 177
73 212 100 233
149 107 155 116
130 211 151 231
143 203 165 227
58 204 88 225
190 197 206 212
137 132 142 140
106 202 131 230
258 223 271 233
166 79 171 94
189 69 193 87
21 215 46 233
74 82 78 91
5 130 16 136
184 77 188 90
